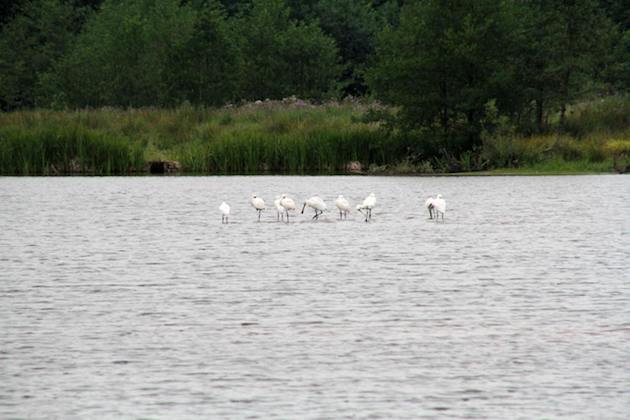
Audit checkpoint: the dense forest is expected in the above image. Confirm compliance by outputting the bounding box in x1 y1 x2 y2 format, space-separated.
0 0 629 174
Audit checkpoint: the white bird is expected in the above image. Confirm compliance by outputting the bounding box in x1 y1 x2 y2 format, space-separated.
279 194 297 223
356 192 376 222
425 196 435 219
219 202 230 224
433 194 446 222
250 194 265 222
274 196 284 222
335 195 351 220
301 196 327 220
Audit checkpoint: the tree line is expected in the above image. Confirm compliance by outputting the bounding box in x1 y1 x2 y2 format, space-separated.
1 0 628 154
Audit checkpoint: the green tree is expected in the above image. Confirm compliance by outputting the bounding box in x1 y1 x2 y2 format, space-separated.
368 0 521 152
169 0 241 105
599 0 630 31
520 0 617 130
604 29 630 93
237 0 340 100
307 0 381 96
49 0 195 107
0 0 86 109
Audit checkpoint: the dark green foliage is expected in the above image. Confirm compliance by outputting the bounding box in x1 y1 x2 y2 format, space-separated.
604 30 630 93
304 0 381 95
0 0 25 25
0 0 87 109
519 0 617 131
368 0 521 152
237 0 340 101
600 0 630 30
169 1 241 105
45 0 197 107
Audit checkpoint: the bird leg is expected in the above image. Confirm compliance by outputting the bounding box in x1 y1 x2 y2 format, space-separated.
258 210 261 222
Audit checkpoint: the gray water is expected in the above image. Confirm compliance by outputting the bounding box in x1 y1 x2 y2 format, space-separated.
1 175 629 419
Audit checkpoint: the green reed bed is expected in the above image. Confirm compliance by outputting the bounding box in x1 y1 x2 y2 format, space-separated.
0 123 143 175
0 102 388 174
177 123 386 174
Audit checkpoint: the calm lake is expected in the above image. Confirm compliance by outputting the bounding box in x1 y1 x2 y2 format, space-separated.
1 175 629 418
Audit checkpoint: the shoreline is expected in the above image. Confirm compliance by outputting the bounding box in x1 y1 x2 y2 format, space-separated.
1 101 628 176
1 169 623 177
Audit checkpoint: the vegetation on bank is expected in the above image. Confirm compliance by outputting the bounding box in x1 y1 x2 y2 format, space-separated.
0 97 628 175
1 1 629 173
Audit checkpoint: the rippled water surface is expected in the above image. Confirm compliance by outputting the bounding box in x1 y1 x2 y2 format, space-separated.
1 175 629 418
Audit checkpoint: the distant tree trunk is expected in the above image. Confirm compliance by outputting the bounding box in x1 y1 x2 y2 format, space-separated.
440 80 448 134
535 95 544 133
466 109 476 148
559 68 571 127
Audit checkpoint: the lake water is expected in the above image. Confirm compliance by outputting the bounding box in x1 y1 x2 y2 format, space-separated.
1 175 629 418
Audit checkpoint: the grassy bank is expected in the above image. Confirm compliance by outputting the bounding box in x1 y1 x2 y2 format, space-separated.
0 97 628 175
0 101 391 175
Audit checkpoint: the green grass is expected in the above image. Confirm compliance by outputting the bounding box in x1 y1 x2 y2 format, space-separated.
486 159 615 175
0 101 388 175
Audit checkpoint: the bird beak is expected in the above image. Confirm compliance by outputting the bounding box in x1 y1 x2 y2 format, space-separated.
301 203 306 214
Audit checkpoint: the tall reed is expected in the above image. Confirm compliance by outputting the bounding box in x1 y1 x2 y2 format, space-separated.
1 97 628 174
0 123 143 175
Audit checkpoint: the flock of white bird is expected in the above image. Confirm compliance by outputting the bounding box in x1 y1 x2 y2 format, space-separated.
218 192 446 224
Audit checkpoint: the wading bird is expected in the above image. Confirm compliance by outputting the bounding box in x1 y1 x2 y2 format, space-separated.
335 195 351 220
425 196 435 219
356 193 376 222
250 194 265 221
302 196 327 220
433 194 446 222
280 194 297 223
219 202 230 224
274 196 284 222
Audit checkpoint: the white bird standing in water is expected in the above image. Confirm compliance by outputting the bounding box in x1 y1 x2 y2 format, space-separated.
250 194 265 222
433 194 446 222
356 192 376 222
425 196 435 219
301 196 327 220
279 194 297 223
335 195 351 220
274 196 284 222
219 202 230 224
